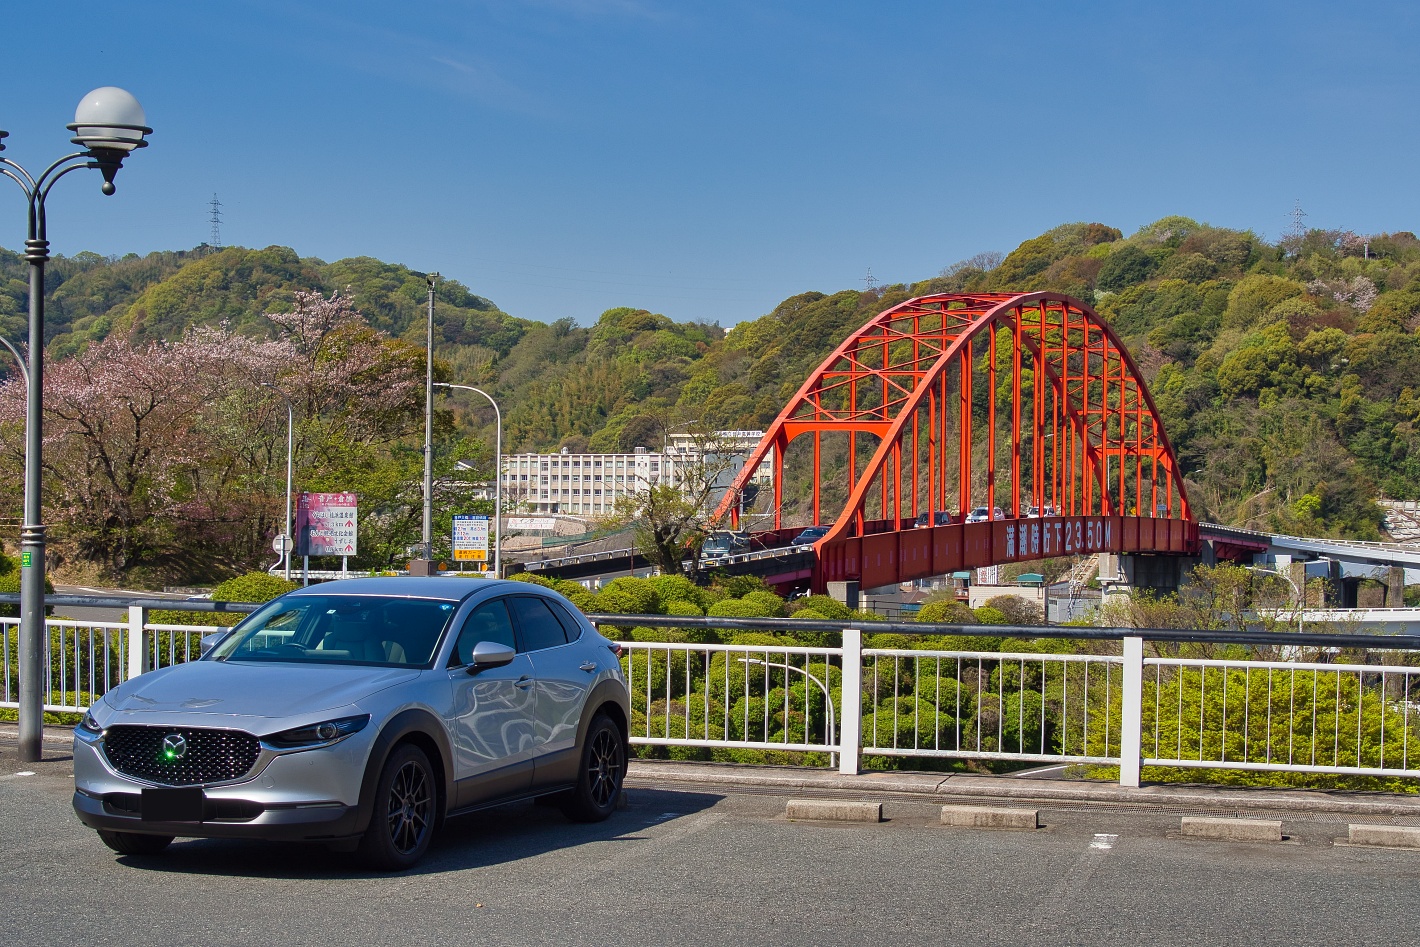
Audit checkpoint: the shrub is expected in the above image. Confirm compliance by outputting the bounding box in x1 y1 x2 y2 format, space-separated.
972 606 1006 625
791 594 853 621
740 590 786 617
711 574 773 599
595 577 660 615
916 600 975 624
153 571 298 628
982 595 1043 626
648 574 709 611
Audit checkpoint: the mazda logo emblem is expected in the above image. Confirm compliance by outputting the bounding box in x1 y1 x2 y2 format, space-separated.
161 733 188 761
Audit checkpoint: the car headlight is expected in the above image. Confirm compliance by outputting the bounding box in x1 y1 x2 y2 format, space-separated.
262 715 370 750
77 710 104 735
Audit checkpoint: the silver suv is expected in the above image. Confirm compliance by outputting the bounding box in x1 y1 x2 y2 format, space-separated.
72 577 630 870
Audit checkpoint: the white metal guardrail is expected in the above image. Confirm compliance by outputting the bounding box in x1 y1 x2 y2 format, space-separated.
7 595 1420 789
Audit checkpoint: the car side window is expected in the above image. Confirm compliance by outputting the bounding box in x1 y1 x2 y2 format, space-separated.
451 599 517 666
547 599 585 642
508 596 570 652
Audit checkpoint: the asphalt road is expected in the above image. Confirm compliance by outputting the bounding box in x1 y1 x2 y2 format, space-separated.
1 746 1417 947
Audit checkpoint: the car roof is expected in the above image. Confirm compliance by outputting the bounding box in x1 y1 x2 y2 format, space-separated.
281 576 539 604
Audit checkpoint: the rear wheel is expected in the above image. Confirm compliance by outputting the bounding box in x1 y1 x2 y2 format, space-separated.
97 830 173 856
358 743 437 870
560 713 625 823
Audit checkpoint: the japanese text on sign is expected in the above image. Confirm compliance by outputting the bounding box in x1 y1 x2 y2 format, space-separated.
296 492 358 557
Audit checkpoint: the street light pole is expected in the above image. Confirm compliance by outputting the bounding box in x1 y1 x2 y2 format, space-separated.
738 657 837 767
422 273 439 561
1248 564 1305 634
260 383 294 580
0 88 151 762
433 382 501 576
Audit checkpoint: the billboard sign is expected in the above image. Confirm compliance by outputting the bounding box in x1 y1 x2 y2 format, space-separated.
297 492 358 557
452 514 490 563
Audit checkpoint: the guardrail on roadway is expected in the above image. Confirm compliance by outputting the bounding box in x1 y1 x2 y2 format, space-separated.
6 594 1420 788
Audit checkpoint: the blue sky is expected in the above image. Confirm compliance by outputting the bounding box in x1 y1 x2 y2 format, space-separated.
4 1 1419 327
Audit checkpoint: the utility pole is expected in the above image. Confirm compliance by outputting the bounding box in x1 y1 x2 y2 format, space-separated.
421 273 438 563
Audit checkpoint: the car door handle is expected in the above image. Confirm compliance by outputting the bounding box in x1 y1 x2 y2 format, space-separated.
579 661 597 673
515 676 534 689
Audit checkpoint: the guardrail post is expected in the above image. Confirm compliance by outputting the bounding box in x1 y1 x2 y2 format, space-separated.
1119 635 1143 788
838 627 862 775
126 604 148 681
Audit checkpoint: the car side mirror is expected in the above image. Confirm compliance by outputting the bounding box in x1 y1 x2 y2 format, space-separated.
467 640 515 673
200 632 228 657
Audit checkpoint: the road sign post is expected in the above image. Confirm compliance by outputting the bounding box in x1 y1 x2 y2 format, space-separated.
452 514 490 573
297 492 358 583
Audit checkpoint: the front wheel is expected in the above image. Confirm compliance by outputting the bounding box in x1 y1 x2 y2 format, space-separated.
358 743 437 870
560 713 626 823
97 830 173 856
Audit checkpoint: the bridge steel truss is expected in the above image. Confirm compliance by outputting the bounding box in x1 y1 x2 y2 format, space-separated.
715 292 1199 591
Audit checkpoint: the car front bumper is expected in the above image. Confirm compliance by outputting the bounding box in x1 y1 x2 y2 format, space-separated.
72 725 374 842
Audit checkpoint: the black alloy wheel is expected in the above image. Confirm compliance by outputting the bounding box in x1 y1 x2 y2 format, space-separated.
359 743 436 870
561 713 626 823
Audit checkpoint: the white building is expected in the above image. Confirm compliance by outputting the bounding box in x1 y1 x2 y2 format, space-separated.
495 431 773 517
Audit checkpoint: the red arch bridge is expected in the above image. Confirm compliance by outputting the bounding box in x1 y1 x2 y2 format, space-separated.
528 292 1200 592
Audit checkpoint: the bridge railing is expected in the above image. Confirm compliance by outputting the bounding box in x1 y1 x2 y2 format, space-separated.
591 613 1420 786
8 595 1420 789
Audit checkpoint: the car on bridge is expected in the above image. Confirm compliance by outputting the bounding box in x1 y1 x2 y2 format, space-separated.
913 511 955 528
792 525 831 545
71 577 630 870
701 530 750 559
965 507 1004 524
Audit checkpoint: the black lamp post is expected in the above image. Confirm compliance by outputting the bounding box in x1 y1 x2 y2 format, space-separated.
0 87 151 762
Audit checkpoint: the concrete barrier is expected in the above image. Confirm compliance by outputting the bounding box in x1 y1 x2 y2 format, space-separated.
785 799 882 823
940 805 1039 829
1180 817 1282 842
1348 824 1420 849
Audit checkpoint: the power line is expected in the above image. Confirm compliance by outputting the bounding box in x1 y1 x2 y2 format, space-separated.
209 193 223 248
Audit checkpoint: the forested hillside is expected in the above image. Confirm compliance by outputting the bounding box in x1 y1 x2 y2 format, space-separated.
1 213 1415 582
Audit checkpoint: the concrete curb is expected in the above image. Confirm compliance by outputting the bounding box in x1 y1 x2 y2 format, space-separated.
1180 817 1283 842
941 804 1039 829
626 760 1420 817
1347 824 1420 849
786 799 882 822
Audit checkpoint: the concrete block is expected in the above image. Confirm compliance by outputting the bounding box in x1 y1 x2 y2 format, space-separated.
1348 824 1420 849
1180 817 1282 842
785 799 881 823
940 805 1039 829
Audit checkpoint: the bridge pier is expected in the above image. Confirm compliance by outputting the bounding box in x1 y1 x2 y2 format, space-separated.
1098 552 1201 602
826 580 860 611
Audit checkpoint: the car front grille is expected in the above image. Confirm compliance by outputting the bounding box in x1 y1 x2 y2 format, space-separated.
102 726 262 786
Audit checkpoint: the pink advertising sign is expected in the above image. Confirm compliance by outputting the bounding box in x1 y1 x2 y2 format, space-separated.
296 492 358 557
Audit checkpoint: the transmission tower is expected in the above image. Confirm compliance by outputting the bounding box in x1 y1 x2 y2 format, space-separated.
862 267 878 291
1285 199 1307 242
208 193 223 248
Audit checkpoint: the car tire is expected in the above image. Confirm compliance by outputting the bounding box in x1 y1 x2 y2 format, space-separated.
559 713 626 823
358 743 437 871
97 830 173 856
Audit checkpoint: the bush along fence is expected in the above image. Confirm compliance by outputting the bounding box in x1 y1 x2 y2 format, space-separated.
6 594 1420 791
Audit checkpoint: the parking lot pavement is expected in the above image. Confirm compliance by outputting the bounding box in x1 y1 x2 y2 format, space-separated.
3 747 1419 947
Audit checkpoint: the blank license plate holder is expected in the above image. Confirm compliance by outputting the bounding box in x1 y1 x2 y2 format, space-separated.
141 786 204 822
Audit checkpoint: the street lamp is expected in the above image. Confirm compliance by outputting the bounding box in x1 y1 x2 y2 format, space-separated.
1247 564 1304 634
434 382 501 576
260 383 294 580
737 657 837 767
0 87 151 763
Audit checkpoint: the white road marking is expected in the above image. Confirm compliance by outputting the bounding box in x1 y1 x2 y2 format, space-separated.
1090 833 1119 850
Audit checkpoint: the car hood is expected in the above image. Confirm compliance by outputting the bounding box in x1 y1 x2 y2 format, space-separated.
100 661 422 722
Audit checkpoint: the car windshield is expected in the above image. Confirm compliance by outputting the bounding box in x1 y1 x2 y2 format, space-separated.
208 595 458 668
